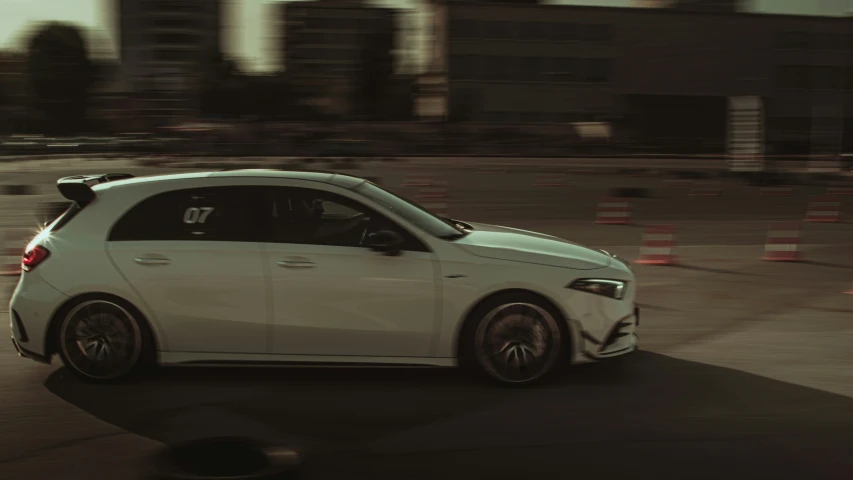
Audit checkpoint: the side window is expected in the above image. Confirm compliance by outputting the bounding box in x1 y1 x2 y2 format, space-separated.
270 187 428 252
109 187 267 242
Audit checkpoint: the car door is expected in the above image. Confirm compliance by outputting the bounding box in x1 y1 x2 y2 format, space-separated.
264 186 439 358
107 186 270 355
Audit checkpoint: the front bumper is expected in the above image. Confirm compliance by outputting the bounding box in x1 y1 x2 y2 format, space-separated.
579 305 639 362
11 337 51 364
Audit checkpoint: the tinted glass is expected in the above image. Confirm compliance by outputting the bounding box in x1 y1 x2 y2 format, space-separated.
109 187 266 242
269 187 428 252
354 182 465 239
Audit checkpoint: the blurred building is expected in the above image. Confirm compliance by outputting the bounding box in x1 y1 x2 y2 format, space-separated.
0 51 27 128
117 0 223 125
278 0 397 118
632 0 745 12
437 4 853 153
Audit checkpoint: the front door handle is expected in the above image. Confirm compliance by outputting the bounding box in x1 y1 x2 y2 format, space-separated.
277 259 316 269
134 256 171 266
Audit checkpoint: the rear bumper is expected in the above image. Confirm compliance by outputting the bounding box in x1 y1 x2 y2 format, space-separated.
11 337 51 364
9 271 69 360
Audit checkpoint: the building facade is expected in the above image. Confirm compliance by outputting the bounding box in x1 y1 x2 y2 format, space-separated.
278 0 398 118
117 0 222 124
441 4 853 153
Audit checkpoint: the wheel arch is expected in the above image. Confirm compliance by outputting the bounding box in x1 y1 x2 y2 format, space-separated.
44 291 160 360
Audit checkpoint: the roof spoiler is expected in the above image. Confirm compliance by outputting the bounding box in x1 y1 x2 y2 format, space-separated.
56 173 135 205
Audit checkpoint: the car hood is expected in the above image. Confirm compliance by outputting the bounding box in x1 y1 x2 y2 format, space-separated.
452 222 611 270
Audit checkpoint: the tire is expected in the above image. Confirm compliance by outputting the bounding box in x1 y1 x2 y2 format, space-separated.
459 292 570 387
55 295 155 383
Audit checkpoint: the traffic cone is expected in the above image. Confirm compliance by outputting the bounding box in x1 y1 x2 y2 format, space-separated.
595 197 631 225
762 222 802 262
634 225 677 265
805 196 842 223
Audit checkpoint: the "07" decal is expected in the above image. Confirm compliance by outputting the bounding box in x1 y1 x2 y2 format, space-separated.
183 207 215 224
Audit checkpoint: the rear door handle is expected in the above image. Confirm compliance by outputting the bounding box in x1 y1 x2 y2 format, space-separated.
277 259 316 269
134 256 171 266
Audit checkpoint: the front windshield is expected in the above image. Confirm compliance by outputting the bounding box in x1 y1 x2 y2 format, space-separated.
355 181 466 239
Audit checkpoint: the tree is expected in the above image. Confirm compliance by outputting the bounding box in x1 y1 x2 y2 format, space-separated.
26 22 94 133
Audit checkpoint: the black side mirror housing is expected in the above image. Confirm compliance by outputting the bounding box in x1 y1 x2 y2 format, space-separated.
365 230 404 256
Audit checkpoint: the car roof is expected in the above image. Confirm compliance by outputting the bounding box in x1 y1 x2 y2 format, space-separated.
92 169 366 193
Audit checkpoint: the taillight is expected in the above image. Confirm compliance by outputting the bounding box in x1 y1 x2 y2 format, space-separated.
22 245 50 272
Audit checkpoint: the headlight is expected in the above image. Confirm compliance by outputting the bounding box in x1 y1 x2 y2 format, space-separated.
567 279 626 300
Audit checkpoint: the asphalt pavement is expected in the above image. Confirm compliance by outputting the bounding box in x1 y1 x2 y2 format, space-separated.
1 158 852 480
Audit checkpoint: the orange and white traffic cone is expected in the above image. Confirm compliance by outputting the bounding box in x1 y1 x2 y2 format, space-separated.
595 197 631 225
634 225 677 265
805 196 842 223
762 222 802 262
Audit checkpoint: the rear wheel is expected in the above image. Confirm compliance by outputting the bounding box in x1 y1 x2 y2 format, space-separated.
57 297 152 382
461 293 568 386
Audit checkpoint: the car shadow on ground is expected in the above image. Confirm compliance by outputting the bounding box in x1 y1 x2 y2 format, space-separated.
45 351 853 480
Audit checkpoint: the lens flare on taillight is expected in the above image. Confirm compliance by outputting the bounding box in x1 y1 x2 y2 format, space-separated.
22 245 50 272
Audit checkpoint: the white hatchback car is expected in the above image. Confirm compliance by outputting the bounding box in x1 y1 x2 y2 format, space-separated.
10 170 638 385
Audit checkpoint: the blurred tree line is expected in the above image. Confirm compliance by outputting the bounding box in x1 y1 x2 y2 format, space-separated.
0 21 415 135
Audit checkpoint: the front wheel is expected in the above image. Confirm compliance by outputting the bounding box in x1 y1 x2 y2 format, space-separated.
57 297 152 383
461 293 569 386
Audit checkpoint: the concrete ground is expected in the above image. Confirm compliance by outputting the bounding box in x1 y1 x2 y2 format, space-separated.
0 158 852 480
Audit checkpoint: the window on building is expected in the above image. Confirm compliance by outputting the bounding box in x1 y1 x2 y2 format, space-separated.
815 33 843 51
505 57 522 81
518 57 539 81
813 66 844 90
154 17 197 29
519 22 541 41
451 55 470 79
450 19 474 39
149 1 197 14
495 21 513 39
154 33 199 45
776 65 811 89
483 21 501 39
519 112 539 124
553 57 577 81
558 23 577 42
584 58 611 83
579 24 610 43
486 56 503 79
154 49 188 62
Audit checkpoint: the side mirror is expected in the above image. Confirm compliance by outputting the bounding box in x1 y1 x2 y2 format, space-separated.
365 230 404 256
